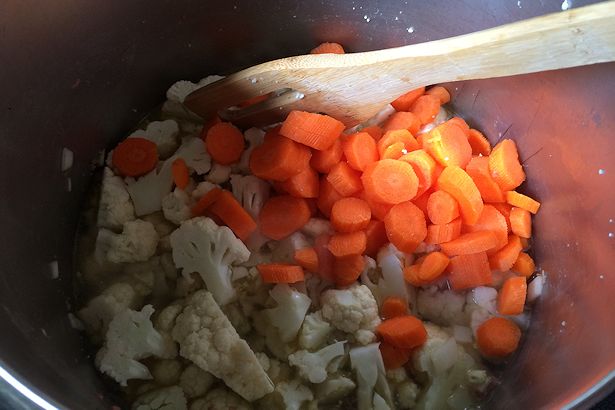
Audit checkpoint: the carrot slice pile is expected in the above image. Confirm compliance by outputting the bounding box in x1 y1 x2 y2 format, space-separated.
399 150 437 197
362 159 419 205
330 197 371 232
427 190 460 225
327 162 363 196
311 139 344 173
280 167 320 199
466 156 505 203
424 122 472 168
437 166 484 225
280 111 345 151
384 201 427 253
342 132 379 171
425 218 463 245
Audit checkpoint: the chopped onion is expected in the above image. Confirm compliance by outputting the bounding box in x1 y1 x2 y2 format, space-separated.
472 286 497 313
453 325 473 343
527 275 544 302
431 338 458 374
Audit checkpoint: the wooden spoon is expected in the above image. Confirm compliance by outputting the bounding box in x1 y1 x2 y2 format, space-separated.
184 1 615 127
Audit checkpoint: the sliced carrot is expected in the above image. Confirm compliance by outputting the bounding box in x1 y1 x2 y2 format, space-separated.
380 296 408 319
391 87 426 112
380 142 405 161
448 251 492 290
418 251 450 282
412 189 432 216
423 122 472 168
362 125 383 141
404 264 428 287
311 139 344 173
342 132 379 171
509 207 532 238
426 86 451 104
468 129 492 156
112 137 158 177
427 190 460 225
171 158 190 190
257 264 305 284
437 166 484 225
326 162 363 197
310 42 345 54
205 122 245 165
259 195 311 240
377 129 419 160
199 115 222 141
328 231 367 257
440 231 498 257
410 94 441 125
506 191 541 214
208 191 257 241
379 342 412 369
364 220 388 257
280 167 320 199
399 150 437 197
250 132 312 181
315 234 334 282
425 218 463 245
330 197 371 233
446 117 470 136
463 204 509 254
476 317 521 357
361 190 394 221
489 139 526 191
376 316 427 349
382 111 421 135
317 177 345 217
280 111 345 151
497 276 527 315
384 201 427 253
492 203 513 232
362 159 419 205
333 254 365 287
512 252 535 277
466 156 505 203
294 248 319 273
191 187 223 217
489 235 523 272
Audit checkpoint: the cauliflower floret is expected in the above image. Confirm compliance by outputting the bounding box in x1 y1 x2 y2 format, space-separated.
230 174 270 220
321 284 381 345
132 385 187 410
96 220 159 263
301 218 333 238
162 188 192 225
123 254 175 301
288 341 346 383
122 262 155 298
315 375 356 404
166 80 199 103
191 181 219 200
179 364 215 399
174 137 212 175
349 343 393 410
252 310 298 361
126 161 175 216
96 305 166 386
237 127 265 174
207 163 232 184
416 286 468 326
387 368 419 410
298 311 333 350
154 302 184 359
261 379 314 410
97 167 135 230
190 388 251 410
170 217 250 305
376 243 409 304
464 287 497 336
223 302 251 337
128 120 180 159
172 290 274 401
264 284 311 342
234 267 270 317
141 212 177 253
150 359 183 386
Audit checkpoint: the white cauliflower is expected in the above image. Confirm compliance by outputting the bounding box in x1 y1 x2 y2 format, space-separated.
179 364 215 399
237 127 265 174
132 386 187 410
123 254 175 301
166 80 199 103
416 286 468 326
126 160 175 216
349 343 393 410
171 290 274 401
261 380 314 410
191 181 219 200
122 262 155 298
174 137 212 175
298 311 332 350
377 244 409 305
289 341 346 383
315 375 356 404
96 305 166 386
252 310 298 361
97 167 135 230
387 368 420 410
264 284 311 342
141 212 177 253
223 302 251 337
96 220 159 263
162 188 192 225
150 359 183 386
128 120 180 159
154 302 184 359
207 163 232 184
170 217 250 306
190 388 251 410
320 284 381 345
256 351 293 385
301 218 333 238
230 174 270 220
527 274 544 303
464 287 497 336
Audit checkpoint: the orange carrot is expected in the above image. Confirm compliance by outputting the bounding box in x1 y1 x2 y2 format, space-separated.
380 296 408 319
437 166 484 225
330 197 371 232
391 87 425 112
492 203 513 232
112 137 158 177
279 111 345 151
280 166 320 199
317 177 345 217
476 317 521 357
427 190 460 225
418 251 450 282
333 254 365 287
205 122 245 165
463 204 509 254
512 252 535 277
446 117 470 137
294 247 319 272
425 218 463 244
440 231 498 257
497 276 527 315
326 162 363 197
315 234 334 281
208 191 257 241
466 156 505 203
382 111 421 135
259 195 311 240
362 159 419 205
257 264 305 284
365 220 388 257
191 187 223 217
362 125 383 141
489 235 523 272
328 231 367 257
467 129 492 156
199 115 222 140
379 342 412 369
506 191 541 214
509 207 532 238
423 122 472 168
376 315 427 349
399 150 437 197
250 132 312 181
410 94 441 125
489 139 526 191
448 251 492 290
310 42 345 54
361 190 394 221
377 129 419 160
342 132 379 171
311 139 344 173
412 189 432 216
171 158 190 190
404 264 427 287
384 201 427 253
426 86 451 104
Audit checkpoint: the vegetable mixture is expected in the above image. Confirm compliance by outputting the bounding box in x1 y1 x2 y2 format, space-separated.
74 42 544 410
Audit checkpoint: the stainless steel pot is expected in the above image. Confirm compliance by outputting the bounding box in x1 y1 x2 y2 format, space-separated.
0 0 613 408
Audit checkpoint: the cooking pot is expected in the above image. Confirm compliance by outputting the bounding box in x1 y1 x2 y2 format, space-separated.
1 0 613 408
